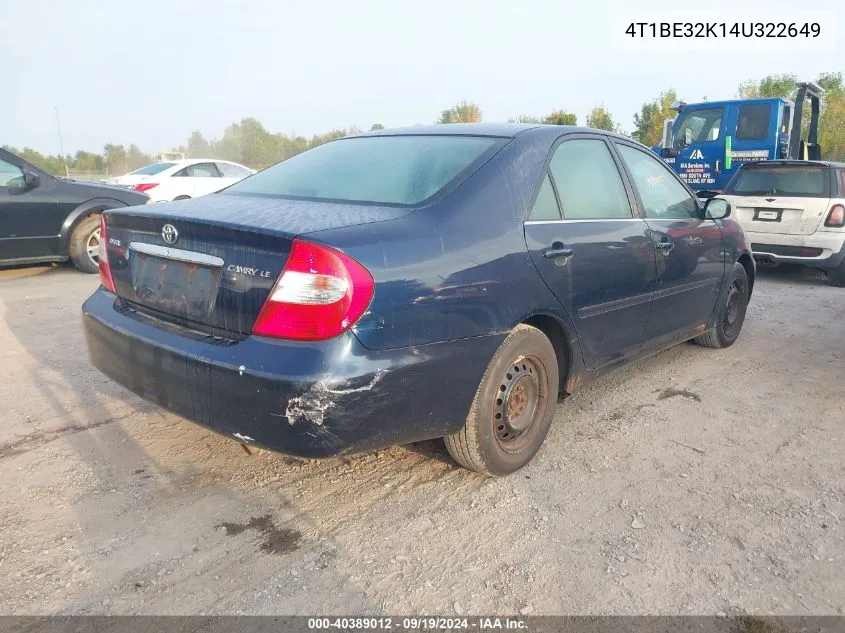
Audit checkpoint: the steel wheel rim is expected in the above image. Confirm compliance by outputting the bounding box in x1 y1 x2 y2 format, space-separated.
493 356 544 453
86 227 101 266
722 278 746 338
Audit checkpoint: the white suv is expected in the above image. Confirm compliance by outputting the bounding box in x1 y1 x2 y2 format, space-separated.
719 160 845 286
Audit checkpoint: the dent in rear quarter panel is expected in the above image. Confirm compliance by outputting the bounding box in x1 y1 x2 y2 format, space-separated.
303 131 588 386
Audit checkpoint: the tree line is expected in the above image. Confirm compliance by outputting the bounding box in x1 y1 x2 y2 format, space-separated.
5 71 844 176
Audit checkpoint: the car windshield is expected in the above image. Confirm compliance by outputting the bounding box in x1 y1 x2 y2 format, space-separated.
221 135 506 205
726 165 829 197
129 163 177 176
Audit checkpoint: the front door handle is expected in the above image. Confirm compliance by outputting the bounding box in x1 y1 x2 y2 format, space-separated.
654 241 675 255
543 242 574 261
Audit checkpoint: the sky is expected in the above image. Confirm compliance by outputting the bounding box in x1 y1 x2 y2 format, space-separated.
1 0 842 157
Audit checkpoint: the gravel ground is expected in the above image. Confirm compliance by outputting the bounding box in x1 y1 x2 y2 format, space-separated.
0 262 843 616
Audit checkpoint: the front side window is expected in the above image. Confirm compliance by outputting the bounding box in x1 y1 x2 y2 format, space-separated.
222 135 505 205
737 103 771 141
0 158 24 187
673 108 724 148
548 139 632 220
616 144 699 220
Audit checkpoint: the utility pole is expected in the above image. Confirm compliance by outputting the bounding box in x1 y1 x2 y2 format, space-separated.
54 106 69 178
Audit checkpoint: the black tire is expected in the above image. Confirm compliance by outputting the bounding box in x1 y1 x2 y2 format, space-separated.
68 214 102 274
444 324 559 476
694 262 749 349
174 195 191 201
825 260 845 287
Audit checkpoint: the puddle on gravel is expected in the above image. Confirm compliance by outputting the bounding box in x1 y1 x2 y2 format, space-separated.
218 514 302 555
657 387 702 403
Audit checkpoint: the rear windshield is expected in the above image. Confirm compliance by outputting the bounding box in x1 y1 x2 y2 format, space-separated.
725 165 829 197
130 162 176 175
221 135 506 205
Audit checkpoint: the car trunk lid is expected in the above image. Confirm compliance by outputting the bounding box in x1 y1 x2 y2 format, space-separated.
103 194 407 340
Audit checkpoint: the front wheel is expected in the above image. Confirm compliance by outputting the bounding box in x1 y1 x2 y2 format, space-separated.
444 324 559 476
693 262 749 348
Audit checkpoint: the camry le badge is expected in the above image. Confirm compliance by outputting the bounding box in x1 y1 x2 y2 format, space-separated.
161 224 179 245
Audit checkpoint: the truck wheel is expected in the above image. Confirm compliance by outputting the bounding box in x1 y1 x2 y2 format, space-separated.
444 324 559 476
68 215 102 274
694 262 749 348
825 260 845 287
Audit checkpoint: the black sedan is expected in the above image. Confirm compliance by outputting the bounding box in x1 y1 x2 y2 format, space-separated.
0 147 149 273
82 124 754 476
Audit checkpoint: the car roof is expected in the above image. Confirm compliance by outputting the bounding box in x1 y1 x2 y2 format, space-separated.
162 158 246 167
353 123 631 142
738 160 845 169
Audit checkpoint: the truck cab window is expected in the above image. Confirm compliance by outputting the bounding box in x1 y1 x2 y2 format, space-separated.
673 108 723 148
737 103 771 141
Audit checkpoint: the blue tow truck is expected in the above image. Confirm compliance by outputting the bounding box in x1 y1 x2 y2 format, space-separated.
652 82 824 197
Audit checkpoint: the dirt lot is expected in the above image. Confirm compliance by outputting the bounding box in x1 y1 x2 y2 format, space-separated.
0 263 843 616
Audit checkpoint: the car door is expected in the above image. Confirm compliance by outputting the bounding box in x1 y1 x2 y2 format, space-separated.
613 141 726 347
0 152 62 261
524 135 658 369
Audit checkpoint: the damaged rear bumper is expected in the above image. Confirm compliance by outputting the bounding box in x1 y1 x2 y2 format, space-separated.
82 289 504 458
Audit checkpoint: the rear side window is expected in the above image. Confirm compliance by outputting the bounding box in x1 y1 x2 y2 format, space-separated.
173 162 222 178
548 139 632 220
726 165 829 197
217 162 252 178
616 144 699 219
222 135 505 205
528 173 561 220
130 163 176 175
737 103 771 141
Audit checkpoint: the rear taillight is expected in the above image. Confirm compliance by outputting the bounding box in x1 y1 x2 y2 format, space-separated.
824 204 845 228
133 183 159 193
252 239 375 341
98 215 116 293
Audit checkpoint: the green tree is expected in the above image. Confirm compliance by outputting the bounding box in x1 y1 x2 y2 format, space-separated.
632 88 678 146
544 110 577 126
586 105 616 131
737 74 798 99
438 101 482 124
126 144 151 171
508 114 545 124
103 144 129 175
186 131 211 158
370 123 385 131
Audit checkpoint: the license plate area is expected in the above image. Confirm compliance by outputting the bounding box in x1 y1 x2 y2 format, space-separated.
754 208 783 222
129 243 223 320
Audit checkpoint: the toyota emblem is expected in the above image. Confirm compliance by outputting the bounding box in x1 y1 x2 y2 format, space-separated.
161 224 179 245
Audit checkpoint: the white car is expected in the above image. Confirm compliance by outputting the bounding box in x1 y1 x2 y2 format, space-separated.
719 160 845 286
108 159 256 203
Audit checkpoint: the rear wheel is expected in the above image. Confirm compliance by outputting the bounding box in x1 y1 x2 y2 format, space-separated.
68 215 102 274
825 260 845 287
694 262 749 348
444 324 559 476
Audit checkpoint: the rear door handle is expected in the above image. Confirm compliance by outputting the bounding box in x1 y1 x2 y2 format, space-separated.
543 243 574 260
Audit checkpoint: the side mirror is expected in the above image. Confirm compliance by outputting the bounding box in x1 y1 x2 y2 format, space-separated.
704 197 731 220
660 147 679 158
22 170 41 189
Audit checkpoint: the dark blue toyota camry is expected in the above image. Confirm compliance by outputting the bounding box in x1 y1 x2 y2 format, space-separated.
82 123 754 476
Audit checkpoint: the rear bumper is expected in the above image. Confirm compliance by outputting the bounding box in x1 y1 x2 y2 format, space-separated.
82 289 502 458
749 231 845 269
